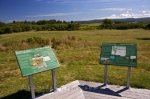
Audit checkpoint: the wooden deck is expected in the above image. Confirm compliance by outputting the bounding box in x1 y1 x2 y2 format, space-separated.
36 80 150 99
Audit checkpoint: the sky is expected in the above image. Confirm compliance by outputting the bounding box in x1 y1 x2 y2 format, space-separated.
0 0 150 22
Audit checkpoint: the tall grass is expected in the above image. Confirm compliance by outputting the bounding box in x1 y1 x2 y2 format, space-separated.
0 29 150 98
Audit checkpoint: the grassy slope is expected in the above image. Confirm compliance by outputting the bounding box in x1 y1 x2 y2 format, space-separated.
0 29 150 98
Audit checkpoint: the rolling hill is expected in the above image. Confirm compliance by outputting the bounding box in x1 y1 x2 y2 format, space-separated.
76 17 150 24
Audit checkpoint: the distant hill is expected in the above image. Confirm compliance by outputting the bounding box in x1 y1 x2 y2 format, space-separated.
75 17 150 24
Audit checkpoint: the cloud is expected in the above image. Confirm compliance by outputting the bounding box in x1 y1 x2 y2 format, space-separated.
99 8 132 12
104 9 150 19
96 7 150 19
26 12 79 18
141 10 150 16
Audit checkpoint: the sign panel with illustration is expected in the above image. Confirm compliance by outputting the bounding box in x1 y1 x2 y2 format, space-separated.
100 43 137 67
15 46 60 77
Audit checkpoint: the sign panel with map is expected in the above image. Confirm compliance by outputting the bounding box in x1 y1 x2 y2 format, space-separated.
100 43 137 67
15 46 60 77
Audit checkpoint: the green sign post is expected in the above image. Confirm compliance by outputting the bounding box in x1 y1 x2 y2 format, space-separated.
99 43 137 88
15 46 60 99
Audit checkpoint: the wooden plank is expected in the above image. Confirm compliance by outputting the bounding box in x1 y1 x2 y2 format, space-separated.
36 80 150 99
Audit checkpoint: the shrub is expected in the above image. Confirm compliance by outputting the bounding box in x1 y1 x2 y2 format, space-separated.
3 26 13 33
67 23 80 31
101 19 113 29
146 24 150 29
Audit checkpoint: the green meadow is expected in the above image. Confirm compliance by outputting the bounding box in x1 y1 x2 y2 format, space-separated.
0 29 150 98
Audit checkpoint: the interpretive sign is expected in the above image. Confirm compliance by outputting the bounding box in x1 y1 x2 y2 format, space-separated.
100 43 137 67
15 46 60 77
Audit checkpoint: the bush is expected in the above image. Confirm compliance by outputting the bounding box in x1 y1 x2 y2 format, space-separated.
67 23 80 31
101 19 113 29
113 23 142 30
21 24 32 31
146 24 150 29
0 28 4 34
0 22 5 27
12 25 22 32
80 25 99 30
3 26 13 33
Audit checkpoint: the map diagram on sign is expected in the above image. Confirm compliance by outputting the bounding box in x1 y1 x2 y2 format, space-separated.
31 54 51 68
111 46 126 57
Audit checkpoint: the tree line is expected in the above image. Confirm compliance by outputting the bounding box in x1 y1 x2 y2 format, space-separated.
0 19 150 34
100 19 150 30
0 20 80 34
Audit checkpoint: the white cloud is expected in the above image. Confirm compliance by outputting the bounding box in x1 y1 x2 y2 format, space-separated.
26 12 78 18
104 9 150 19
99 8 132 12
96 7 150 19
121 14 132 17
141 10 150 16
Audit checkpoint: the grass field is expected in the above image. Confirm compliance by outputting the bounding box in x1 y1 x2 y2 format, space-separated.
0 29 150 99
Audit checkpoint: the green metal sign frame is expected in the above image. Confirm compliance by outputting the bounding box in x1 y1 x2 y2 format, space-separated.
100 43 137 67
15 46 60 77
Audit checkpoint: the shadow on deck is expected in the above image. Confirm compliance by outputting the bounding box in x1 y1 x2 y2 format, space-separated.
79 84 128 97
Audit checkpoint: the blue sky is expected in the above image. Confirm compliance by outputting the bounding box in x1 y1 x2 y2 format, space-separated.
0 0 150 22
